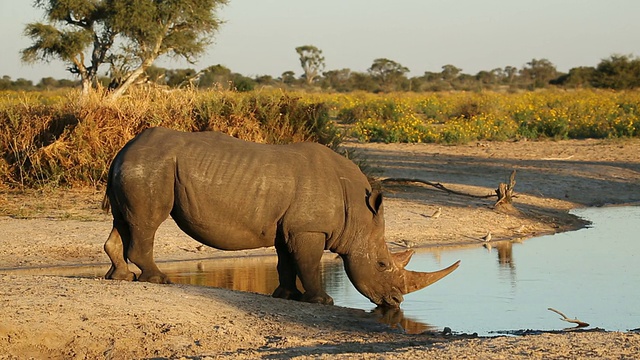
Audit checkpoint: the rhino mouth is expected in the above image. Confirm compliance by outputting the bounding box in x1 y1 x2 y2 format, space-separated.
380 290 404 308
366 288 404 308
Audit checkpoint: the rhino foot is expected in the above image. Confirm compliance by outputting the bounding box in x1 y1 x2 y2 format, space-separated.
105 266 136 281
137 273 172 284
272 286 303 301
301 292 334 306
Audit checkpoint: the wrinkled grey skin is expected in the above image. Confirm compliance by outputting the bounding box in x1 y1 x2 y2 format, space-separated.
103 127 458 307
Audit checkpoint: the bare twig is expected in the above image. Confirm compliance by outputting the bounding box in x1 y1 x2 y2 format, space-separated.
547 307 590 327
380 178 495 199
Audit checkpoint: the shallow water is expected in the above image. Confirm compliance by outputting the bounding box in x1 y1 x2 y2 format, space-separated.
394 206 640 335
10 206 639 335
162 206 640 335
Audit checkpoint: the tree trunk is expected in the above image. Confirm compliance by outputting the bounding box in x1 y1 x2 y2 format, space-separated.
106 35 164 102
105 66 146 101
80 78 92 98
105 56 156 102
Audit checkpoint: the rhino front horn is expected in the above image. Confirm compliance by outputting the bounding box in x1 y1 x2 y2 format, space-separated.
401 260 461 295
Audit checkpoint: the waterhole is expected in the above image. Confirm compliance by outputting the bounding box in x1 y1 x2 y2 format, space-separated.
9 206 639 335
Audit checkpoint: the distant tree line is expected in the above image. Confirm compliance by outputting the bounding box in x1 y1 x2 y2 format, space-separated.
4 54 640 93
18 0 640 97
0 75 79 91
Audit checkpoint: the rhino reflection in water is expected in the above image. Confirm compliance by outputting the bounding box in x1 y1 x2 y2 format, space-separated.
101 127 459 307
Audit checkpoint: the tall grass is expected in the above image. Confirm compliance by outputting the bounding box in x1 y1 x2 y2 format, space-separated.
2 88 639 189
0 88 339 188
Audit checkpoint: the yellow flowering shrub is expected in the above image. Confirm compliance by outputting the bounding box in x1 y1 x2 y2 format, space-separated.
345 90 640 143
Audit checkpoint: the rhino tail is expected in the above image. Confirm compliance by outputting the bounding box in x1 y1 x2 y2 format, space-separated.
102 156 116 214
101 193 111 214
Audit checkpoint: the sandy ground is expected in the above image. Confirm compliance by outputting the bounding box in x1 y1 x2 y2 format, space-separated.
1 138 640 359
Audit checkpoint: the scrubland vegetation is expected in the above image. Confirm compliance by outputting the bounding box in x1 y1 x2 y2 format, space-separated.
1 88 638 189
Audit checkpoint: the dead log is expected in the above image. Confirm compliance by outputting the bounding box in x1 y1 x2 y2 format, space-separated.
494 170 519 214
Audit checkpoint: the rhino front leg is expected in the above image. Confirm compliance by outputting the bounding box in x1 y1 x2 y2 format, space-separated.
290 232 334 305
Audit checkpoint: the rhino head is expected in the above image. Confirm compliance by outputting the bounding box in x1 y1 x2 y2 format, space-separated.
340 191 460 308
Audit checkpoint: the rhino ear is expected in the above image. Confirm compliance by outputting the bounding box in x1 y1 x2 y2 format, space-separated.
366 190 384 216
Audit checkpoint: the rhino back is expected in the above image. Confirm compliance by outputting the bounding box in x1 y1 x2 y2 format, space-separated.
111 128 370 251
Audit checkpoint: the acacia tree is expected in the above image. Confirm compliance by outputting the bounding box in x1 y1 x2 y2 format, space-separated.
22 0 227 100
21 0 115 96
295 45 325 85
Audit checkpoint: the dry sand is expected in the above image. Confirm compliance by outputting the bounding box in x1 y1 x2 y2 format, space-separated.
1 138 639 359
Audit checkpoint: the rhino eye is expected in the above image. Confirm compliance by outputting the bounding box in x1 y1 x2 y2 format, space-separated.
377 260 389 271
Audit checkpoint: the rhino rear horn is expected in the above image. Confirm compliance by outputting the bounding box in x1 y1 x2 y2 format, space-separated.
391 249 415 268
401 260 461 295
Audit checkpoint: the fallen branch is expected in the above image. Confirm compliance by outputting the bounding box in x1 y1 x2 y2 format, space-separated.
547 307 590 328
380 178 495 199
541 155 574 161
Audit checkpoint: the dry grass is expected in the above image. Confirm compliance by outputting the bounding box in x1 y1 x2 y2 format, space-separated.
0 88 340 188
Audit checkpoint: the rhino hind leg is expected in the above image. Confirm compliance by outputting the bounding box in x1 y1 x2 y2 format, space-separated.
290 232 334 305
272 239 303 301
127 225 171 284
104 225 135 281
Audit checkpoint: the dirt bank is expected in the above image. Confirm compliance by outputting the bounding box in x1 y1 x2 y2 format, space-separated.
1 138 639 359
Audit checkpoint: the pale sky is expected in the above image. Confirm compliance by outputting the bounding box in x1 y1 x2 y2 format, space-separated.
2 0 639 82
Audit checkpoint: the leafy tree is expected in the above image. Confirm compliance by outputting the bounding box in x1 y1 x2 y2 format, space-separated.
37 77 61 90
551 66 595 88
107 0 228 99
440 64 461 82
295 45 325 85
475 70 494 85
197 64 232 88
145 65 168 85
455 74 479 91
6 78 35 90
520 58 558 89
321 68 352 92
592 55 640 89
349 72 377 92
368 58 409 91
503 66 518 84
22 0 228 100
230 74 255 92
195 65 255 91
165 68 197 87
22 0 115 96
254 75 274 86
422 71 440 82
280 71 297 85
0 76 13 90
